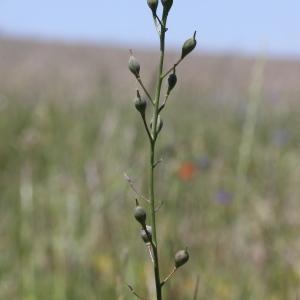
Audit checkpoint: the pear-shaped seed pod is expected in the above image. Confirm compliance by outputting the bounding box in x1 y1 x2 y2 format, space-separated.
140 225 152 243
167 71 177 94
181 31 197 59
134 90 147 114
150 115 163 135
128 51 140 77
134 205 147 225
156 115 163 134
147 0 158 15
161 0 173 16
174 249 189 268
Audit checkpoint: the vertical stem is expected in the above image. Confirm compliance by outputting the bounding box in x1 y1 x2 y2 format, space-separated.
150 142 161 299
149 15 167 300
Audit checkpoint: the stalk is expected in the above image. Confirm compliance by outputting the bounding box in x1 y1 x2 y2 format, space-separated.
150 141 161 299
149 14 167 300
127 2 197 299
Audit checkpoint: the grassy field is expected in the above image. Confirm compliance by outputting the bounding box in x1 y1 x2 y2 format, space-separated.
1 38 300 300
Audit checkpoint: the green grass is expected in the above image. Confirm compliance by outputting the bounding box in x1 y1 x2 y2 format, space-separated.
0 87 300 299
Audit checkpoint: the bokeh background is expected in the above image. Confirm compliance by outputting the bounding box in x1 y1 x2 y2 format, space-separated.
0 1 300 299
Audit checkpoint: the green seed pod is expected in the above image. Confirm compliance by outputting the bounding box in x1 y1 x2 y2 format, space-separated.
134 206 147 225
140 225 152 243
167 70 177 94
161 0 173 16
156 115 163 134
181 31 197 59
134 206 146 225
134 90 147 114
128 50 140 77
174 249 189 268
147 0 158 15
134 199 146 225
150 115 163 135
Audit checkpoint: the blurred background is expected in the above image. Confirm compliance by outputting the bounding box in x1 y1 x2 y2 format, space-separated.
0 1 300 299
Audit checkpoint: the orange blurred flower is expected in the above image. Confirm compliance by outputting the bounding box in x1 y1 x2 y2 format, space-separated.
178 161 198 181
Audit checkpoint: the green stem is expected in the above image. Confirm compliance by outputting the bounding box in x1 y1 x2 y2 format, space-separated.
137 77 155 105
161 267 177 287
142 114 153 141
150 142 161 299
149 14 167 300
161 58 183 79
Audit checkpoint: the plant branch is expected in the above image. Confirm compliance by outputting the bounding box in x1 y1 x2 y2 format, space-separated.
155 15 165 29
161 267 177 287
124 173 150 204
136 76 154 105
142 223 156 253
152 14 161 36
152 14 166 36
161 58 183 79
127 284 147 300
158 94 170 113
141 114 153 142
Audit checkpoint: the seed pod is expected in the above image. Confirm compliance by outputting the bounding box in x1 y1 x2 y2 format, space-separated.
174 249 189 268
134 206 147 225
134 90 147 114
147 0 158 15
156 115 163 134
167 70 177 94
140 225 152 243
181 31 197 59
161 0 173 16
128 50 140 77
150 115 163 135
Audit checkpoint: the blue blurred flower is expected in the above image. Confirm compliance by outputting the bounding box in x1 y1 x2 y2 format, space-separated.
271 128 291 147
196 155 211 171
215 189 232 204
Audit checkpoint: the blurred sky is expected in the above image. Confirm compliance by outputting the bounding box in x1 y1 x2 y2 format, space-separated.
0 0 299 57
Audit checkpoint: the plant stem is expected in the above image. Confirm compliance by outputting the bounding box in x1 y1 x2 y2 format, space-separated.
149 15 167 300
150 142 161 300
137 77 155 105
161 58 183 79
127 284 147 300
161 267 177 287
142 114 153 141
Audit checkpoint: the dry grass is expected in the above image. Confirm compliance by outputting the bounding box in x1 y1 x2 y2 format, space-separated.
0 36 300 299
